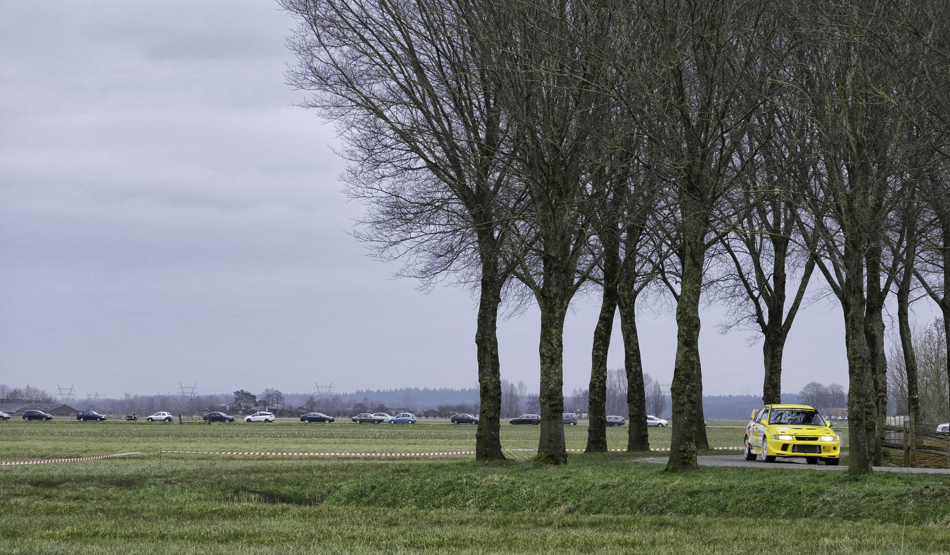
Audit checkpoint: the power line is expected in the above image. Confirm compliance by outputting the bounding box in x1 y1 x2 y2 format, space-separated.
56 384 75 404
313 382 333 397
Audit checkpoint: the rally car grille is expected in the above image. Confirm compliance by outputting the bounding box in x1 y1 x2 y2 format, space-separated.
791 445 822 454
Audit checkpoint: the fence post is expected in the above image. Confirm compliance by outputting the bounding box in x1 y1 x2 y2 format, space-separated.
901 416 911 468
907 414 916 468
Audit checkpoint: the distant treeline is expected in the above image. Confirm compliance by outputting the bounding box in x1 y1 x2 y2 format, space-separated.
1 385 807 420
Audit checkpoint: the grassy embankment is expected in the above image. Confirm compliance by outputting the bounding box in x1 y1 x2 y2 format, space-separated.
2 418 949 554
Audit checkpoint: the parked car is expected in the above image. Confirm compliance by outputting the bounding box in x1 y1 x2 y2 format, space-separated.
77 410 107 421
146 412 173 422
352 413 382 424
373 412 394 423
300 412 335 423
606 415 626 426
937 423 949 433
22 410 53 421
562 413 578 425
744 404 839 465
0 411 10 420
509 414 541 425
451 413 479 425
646 415 668 427
391 412 417 424
203 411 235 423
244 411 275 422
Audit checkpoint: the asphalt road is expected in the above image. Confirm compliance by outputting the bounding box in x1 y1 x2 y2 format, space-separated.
632 453 950 474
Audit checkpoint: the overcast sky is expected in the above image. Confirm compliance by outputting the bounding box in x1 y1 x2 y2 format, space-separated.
1 1 936 403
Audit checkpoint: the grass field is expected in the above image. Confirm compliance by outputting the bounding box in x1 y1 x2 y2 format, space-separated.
3 418 948 554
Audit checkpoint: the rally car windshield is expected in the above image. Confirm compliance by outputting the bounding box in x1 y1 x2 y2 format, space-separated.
768 410 825 426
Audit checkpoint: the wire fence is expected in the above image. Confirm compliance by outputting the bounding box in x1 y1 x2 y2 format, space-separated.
881 420 950 468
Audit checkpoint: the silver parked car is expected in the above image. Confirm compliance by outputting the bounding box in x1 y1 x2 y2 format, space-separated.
147 412 173 422
646 415 668 427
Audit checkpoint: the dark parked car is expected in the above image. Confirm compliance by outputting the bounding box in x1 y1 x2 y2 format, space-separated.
202 411 235 423
351 413 382 424
300 412 335 423
606 415 626 426
451 413 479 425
77 410 107 421
562 413 578 425
509 414 541 425
23 410 53 421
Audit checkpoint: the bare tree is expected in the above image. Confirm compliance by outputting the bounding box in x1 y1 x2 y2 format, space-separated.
714 97 817 405
262 388 284 410
785 0 924 473
614 0 780 471
900 1 950 429
798 383 829 413
605 368 628 416
281 0 520 460
827 383 847 411
500 379 522 418
888 320 948 424
568 387 590 414
472 0 616 464
644 374 666 418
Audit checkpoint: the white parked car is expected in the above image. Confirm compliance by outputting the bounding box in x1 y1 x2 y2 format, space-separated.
147 412 173 422
0 411 10 420
245 411 275 423
646 415 669 427
937 423 949 433
373 412 394 423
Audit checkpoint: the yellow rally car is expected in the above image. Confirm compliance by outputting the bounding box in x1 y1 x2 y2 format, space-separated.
744 404 840 465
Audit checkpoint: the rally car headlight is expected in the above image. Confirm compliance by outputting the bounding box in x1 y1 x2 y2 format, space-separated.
772 434 794 441
820 435 837 442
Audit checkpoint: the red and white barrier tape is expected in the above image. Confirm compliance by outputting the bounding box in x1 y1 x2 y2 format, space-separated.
0 452 143 466
1 446 744 466
162 450 476 457
161 446 743 457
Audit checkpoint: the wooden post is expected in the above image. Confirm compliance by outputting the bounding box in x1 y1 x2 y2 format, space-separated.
908 414 916 468
902 416 912 468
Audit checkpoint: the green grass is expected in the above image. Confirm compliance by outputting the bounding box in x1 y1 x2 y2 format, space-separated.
4 418 941 555
0 418 759 459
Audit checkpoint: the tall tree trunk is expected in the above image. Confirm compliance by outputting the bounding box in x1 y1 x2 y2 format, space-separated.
586 223 621 453
942 223 950 429
843 238 874 474
695 356 709 450
618 286 649 452
475 235 505 461
535 236 573 464
944 314 950 428
537 289 569 464
666 221 705 472
865 247 887 466
897 228 921 424
762 330 786 405
586 293 617 453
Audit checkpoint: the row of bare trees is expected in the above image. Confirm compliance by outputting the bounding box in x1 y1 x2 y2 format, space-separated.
797 383 847 415
0 384 54 403
889 320 949 425
281 0 950 474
